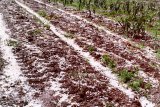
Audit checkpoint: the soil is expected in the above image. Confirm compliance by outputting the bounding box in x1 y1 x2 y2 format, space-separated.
0 0 159 107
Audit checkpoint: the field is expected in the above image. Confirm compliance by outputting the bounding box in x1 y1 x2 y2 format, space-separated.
0 0 159 107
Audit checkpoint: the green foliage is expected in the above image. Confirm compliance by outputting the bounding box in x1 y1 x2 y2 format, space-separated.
64 33 74 38
117 1 158 38
136 43 145 49
88 45 95 53
158 9 160 21
129 79 142 91
144 82 152 89
38 10 47 17
149 21 160 38
102 54 116 69
50 0 159 39
28 29 42 36
0 54 5 71
118 69 135 83
105 103 114 107
7 39 19 47
44 24 50 30
156 49 160 59
118 69 152 91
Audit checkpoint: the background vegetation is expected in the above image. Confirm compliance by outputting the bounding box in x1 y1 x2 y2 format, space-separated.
49 0 160 39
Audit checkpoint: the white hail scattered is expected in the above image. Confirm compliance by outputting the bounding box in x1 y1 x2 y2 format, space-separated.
15 1 156 107
0 13 42 107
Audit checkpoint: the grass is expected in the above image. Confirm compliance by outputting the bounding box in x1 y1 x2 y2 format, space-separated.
44 24 50 30
64 33 74 39
7 39 19 47
28 29 42 36
33 29 41 34
136 43 145 49
156 49 160 59
88 45 95 53
38 10 52 20
102 54 116 69
105 103 115 107
38 10 47 17
129 79 142 91
144 82 152 89
118 69 152 91
118 69 135 83
148 21 160 39
0 53 5 71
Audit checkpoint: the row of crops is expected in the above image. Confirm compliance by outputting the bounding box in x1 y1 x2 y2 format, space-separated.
49 0 160 39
